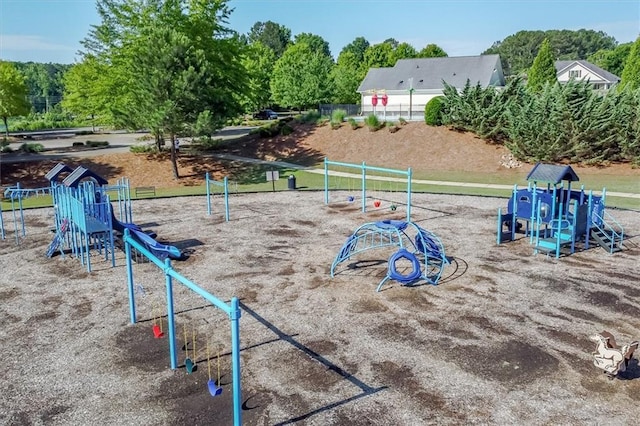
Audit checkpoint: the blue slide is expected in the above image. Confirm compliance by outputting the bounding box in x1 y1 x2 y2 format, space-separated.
110 208 182 260
129 228 182 260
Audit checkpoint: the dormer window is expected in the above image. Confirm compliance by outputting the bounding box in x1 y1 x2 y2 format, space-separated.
569 70 582 78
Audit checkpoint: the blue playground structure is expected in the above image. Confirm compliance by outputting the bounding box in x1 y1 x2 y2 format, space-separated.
2 183 52 243
323 158 413 221
205 172 230 221
497 163 624 258
331 219 450 292
43 162 182 271
123 229 242 426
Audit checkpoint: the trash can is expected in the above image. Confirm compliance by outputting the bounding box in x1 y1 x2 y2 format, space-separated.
287 175 296 190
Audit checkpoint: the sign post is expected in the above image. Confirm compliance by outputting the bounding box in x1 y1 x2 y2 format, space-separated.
266 170 279 192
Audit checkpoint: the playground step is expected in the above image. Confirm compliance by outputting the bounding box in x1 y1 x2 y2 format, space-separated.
590 229 622 253
537 237 571 250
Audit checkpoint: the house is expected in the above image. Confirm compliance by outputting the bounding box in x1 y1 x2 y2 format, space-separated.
555 60 620 91
357 54 505 118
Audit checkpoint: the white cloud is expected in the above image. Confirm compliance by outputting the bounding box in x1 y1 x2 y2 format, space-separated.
0 34 75 52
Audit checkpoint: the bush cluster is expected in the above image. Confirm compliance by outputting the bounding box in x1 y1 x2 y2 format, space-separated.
440 79 640 165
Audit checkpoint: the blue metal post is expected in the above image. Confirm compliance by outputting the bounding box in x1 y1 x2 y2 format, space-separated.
165 258 177 370
361 161 366 213
324 158 329 205
406 167 412 221
223 176 230 222
0 203 4 240
206 172 211 215
124 229 137 324
230 297 242 426
497 208 502 245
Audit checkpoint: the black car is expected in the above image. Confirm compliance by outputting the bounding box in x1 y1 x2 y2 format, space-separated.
253 109 278 120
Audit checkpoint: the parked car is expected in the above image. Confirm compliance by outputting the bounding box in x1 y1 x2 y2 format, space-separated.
253 109 278 120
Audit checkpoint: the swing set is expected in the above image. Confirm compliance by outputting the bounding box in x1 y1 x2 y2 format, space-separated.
323 158 413 221
123 228 242 425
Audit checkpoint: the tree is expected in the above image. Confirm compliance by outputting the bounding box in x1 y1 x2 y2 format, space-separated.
82 0 248 179
484 29 617 76
61 56 110 131
364 42 395 68
417 44 448 58
620 37 640 90
331 51 362 104
0 61 30 137
340 37 369 63
248 20 291 57
393 42 417 62
241 41 277 112
588 43 633 77
294 33 332 58
527 39 557 92
271 42 334 110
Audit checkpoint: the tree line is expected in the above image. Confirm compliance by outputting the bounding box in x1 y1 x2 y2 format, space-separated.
437 37 640 166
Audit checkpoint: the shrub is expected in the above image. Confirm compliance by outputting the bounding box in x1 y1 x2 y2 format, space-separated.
364 114 381 132
300 110 321 124
130 144 157 153
331 109 347 123
330 122 341 130
398 117 408 126
72 141 85 147
424 96 444 126
1 140 12 153
86 140 109 147
347 118 359 130
280 124 294 135
388 125 399 133
19 143 45 153
190 137 224 151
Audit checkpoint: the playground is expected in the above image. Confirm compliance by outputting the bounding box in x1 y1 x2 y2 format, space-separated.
1 187 640 425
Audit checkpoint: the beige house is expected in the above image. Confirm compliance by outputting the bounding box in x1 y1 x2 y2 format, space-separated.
555 60 620 91
357 55 505 119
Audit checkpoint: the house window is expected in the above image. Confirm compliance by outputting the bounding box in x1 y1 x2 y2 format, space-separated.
569 70 582 78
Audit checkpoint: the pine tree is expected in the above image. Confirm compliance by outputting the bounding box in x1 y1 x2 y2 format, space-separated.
527 39 557 92
619 36 640 90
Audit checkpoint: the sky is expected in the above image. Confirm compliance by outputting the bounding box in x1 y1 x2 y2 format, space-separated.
0 0 638 64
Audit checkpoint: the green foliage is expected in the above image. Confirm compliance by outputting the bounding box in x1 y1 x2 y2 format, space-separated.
392 43 417 63
85 140 109 147
340 37 370 63
424 97 444 125
130 144 157 153
440 76 640 165
588 42 633 77
247 21 292 57
364 114 381 131
189 137 224 152
271 43 334 110
331 109 347 123
298 110 321 124
331 51 365 104
347 117 359 129
364 42 395 68
620 37 640 90
398 117 408 125
483 29 617 75
241 42 277 113
294 33 332 57
12 61 70 113
0 61 30 136
61 56 110 129
72 142 85 147
527 39 557 92
417 44 448 58
10 108 82 131
280 124 294 135
1 140 12 152
19 143 44 153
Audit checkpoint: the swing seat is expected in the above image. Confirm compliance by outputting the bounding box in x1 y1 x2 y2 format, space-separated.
347 195 354 202
208 379 223 396
373 200 381 208
185 358 196 374
152 324 164 338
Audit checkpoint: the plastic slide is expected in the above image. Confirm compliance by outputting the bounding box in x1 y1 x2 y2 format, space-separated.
130 228 182 260
110 208 157 239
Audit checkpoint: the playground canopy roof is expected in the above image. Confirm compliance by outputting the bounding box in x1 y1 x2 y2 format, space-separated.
44 162 74 183
526 163 580 185
62 166 108 188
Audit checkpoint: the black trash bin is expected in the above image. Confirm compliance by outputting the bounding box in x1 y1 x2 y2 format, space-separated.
287 175 296 190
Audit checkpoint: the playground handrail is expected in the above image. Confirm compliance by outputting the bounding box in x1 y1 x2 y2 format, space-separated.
592 210 624 253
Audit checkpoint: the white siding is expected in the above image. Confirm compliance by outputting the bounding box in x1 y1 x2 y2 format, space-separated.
557 64 606 83
360 92 443 117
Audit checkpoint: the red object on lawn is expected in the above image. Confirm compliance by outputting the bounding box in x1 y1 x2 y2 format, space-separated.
381 94 388 106
373 200 381 208
371 93 378 106
153 324 164 338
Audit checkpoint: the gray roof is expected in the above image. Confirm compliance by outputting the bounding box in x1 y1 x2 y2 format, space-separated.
526 163 580 184
357 54 505 93
555 60 620 83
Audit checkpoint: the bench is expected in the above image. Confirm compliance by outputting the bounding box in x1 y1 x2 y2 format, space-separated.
135 186 156 197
